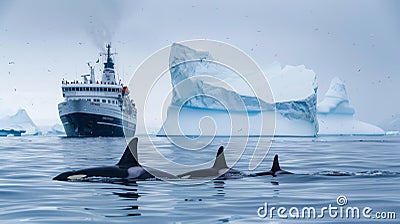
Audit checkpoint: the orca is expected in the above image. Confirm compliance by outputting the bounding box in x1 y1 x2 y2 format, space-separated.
53 137 176 181
254 154 293 177
177 146 245 179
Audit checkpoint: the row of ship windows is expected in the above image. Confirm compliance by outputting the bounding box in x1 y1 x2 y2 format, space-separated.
63 87 121 92
69 98 120 105
94 99 118 105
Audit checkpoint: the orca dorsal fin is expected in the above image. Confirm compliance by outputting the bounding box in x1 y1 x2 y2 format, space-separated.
117 137 140 168
213 146 228 169
270 154 281 173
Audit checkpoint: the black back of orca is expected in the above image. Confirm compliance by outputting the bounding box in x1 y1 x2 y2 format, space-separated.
255 154 293 177
53 137 141 181
177 146 245 179
53 166 129 181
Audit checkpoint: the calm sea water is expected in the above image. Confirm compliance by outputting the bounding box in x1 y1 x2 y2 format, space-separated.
0 135 399 223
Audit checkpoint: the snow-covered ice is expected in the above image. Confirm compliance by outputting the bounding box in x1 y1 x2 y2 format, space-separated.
379 114 400 132
158 43 318 137
0 109 41 135
317 77 384 135
40 123 66 136
158 43 385 137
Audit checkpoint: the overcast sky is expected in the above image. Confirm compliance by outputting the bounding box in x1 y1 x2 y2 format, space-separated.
0 0 399 127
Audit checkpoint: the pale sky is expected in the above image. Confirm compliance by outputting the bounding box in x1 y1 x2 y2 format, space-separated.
0 0 399 127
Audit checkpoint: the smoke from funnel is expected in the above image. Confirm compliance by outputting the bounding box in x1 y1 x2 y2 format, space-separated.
84 1 129 50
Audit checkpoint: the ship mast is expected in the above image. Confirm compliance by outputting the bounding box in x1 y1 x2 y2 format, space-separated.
101 43 116 84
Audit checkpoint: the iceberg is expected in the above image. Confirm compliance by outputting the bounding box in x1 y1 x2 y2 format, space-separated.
41 124 66 136
317 77 384 135
267 62 319 136
0 109 41 135
379 114 400 132
158 43 318 137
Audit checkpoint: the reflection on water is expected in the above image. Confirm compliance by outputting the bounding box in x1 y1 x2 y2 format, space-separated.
213 180 226 197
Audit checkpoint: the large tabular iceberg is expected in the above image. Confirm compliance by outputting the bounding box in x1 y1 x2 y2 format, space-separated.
158 43 319 137
317 77 384 135
157 43 384 137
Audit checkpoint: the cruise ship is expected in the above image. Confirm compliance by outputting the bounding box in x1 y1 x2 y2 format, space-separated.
58 44 136 137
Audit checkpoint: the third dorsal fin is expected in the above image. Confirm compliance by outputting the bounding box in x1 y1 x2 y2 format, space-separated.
213 146 228 169
270 154 281 172
117 137 140 168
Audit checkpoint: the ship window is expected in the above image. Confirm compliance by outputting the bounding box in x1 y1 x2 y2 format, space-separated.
102 99 106 103
107 88 110 92
108 100 111 103
87 99 91 101
86 87 89 91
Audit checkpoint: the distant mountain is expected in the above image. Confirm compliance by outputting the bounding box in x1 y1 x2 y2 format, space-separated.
41 123 66 136
380 114 400 131
0 109 41 135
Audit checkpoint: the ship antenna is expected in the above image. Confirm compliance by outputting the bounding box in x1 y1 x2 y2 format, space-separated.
107 43 111 60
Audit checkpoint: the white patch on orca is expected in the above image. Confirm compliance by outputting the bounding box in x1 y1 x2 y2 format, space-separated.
180 175 191 179
127 166 145 179
67 174 87 180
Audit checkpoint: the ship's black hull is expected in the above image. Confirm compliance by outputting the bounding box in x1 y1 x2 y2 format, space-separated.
60 112 135 137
